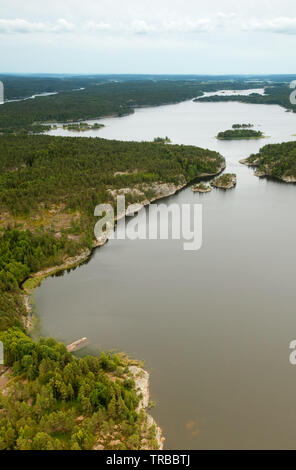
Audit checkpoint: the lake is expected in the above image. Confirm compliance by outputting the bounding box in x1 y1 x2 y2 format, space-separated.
36 97 296 449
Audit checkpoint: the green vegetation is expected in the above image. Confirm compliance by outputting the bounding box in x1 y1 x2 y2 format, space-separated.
196 84 296 113
217 129 263 140
0 133 224 330
0 134 224 217
0 79 267 134
153 136 171 144
62 122 104 132
243 141 296 181
0 328 159 450
232 123 253 129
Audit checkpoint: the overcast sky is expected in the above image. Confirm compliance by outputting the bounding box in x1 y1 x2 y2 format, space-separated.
1 0 296 74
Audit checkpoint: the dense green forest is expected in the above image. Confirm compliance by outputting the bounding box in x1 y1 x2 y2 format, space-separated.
2 75 280 450
0 328 159 450
196 84 296 113
217 129 263 140
243 141 296 181
0 134 224 216
0 131 225 449
0 79 267 134
0 74 270 101
0 133 224 330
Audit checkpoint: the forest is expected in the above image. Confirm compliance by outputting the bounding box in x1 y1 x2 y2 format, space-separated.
244 141 296 180
217 129 263 140
196 84 296 113
0 79 267 134
0 327 159 450
0 133 225 450
1 75 280 450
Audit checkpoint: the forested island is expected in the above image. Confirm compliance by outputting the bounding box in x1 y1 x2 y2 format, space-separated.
217 129 264 140
62 122 104 132
240 141 296 182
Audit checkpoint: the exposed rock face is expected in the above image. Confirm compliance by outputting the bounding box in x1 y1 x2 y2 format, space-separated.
240 158 296 183
211 173 237 190
66 337 88 353
129 366 165 450
191 183 212 193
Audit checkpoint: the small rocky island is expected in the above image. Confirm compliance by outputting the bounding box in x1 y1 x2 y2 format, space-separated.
217 129 263 140
191 182 212 193
211 173 237 189
63 122 104 132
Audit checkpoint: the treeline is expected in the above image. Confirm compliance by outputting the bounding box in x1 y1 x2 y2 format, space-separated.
0 80 266 134
196 84 296 113
0 327 158 450
217 129 263 140
0 75 106 101
0 134 224 216
232 123 253 128
245 141 296 179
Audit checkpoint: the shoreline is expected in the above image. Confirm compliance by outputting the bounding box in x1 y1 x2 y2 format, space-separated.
21 160 225 449
240 158 296 183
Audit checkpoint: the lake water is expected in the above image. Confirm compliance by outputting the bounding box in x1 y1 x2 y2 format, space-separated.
36 98 296 449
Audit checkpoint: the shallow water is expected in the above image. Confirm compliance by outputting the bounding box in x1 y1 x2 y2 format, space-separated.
36 98 296 449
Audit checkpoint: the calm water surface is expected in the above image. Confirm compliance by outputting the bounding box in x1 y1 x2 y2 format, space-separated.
37 99 296 449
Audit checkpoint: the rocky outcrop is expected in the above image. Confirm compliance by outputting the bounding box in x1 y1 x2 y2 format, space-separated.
211 173 237 190
66 337 88 353
191 183 212 193
240 158 296 183
129 366 165 450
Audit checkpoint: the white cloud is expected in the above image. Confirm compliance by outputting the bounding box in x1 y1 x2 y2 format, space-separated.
84 21 111 33
1 14 296 36
0 18 75 34
244 17 296 34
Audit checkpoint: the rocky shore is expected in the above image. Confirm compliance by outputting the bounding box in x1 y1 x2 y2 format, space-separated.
240 158 296 183
129 366 165 450
21 162 225 449
211 173 237 189
191 183 212 193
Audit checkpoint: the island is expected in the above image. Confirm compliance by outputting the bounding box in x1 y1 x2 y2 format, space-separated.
217 129 264 140
62 122 104 132
211 173 237 189
240 141 296 183
153 136 171 144
191 182 212 193
232 123 254 129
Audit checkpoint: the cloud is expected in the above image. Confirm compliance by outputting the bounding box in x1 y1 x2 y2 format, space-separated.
1 14 296 36
84 21 111 33
0 18 75 34
244 17 296 34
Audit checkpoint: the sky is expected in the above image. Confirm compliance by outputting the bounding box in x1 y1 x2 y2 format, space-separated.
1 0 296 74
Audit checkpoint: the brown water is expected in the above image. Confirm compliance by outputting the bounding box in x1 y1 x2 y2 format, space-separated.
36 99 296 449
